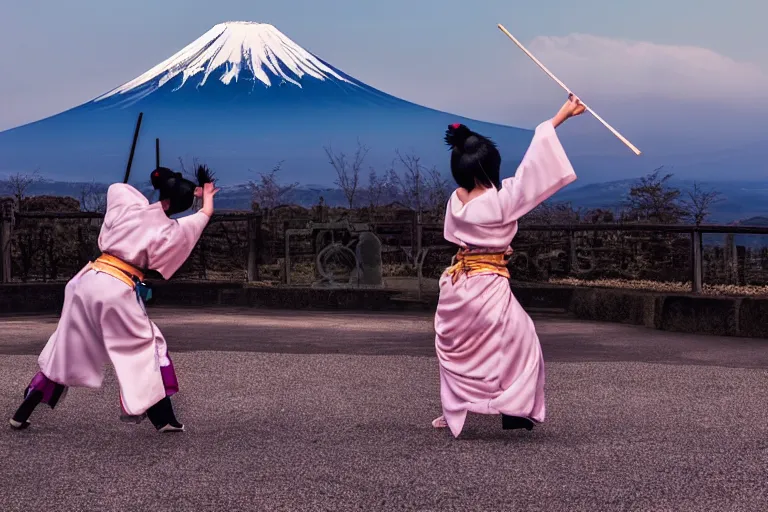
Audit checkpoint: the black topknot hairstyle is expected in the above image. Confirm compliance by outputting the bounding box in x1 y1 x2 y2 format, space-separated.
195 164 216 187
445 123 501 191
150 164 216 216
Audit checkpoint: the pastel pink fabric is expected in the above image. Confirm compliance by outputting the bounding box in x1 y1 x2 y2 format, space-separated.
434 120 577 437
37 184 210 416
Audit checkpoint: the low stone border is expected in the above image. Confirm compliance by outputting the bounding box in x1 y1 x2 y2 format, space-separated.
565 285 768 338
151 282 405 310
0 281 407 314
1 281 766 338
0 282 67 314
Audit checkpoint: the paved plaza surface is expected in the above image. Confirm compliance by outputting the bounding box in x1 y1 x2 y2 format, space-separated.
1 307 766 511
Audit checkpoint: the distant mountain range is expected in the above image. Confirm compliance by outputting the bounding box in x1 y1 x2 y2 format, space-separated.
6 176 768 225
555 178 768 223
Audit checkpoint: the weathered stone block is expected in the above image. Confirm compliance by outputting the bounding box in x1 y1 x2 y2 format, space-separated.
736 298 768 338
659 296 740 336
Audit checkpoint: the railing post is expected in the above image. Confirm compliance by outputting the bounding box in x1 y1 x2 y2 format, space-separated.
416 214 423 261
691 229 702 293
410 210 419 264
283 222 291 286
725 233 737 284
0 200 14 283
567 228 577 274
416 247 429 301
247 215 261 282
198 237 207 280
77 225 89 268
737 245 747 286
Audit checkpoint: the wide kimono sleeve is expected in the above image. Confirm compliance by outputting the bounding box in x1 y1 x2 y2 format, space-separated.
147 211 211 279
105 183 144 206
498 120 577 222
103 183 148 218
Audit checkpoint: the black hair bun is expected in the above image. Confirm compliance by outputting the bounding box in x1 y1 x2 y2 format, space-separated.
150 167 178 190
149 165 200 215
444 123 473 149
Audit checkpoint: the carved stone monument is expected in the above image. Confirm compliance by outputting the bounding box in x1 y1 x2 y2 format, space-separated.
354 231 382 286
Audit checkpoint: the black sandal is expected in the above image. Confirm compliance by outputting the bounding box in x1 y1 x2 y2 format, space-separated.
9 390 44 430
501 414 534 431
146 396 185 433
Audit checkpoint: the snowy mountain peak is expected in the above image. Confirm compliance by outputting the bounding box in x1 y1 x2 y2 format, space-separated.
96 21 351 101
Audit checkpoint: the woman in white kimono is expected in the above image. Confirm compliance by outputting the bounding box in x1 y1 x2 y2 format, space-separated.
433 94 585 438
10 166 219 433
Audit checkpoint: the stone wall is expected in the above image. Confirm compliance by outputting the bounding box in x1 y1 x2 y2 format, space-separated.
0 281 404 314
566 287 768 337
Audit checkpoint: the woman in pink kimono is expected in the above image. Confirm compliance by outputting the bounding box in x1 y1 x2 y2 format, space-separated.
9 166 219 433
433 94 585 437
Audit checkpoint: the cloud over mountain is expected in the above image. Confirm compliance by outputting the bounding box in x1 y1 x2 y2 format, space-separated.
526 33 768 103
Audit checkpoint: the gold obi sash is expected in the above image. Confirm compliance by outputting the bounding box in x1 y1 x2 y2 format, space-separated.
444 249 511 284
89 253 145 289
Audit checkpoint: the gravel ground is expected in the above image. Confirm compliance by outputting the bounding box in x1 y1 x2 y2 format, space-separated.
1 308 767 511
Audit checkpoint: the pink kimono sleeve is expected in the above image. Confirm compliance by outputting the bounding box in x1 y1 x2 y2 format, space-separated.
103 183 149 217
498 120 577 221
148 211 211 279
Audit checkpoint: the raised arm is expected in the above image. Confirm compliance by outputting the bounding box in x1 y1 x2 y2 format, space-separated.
147 182 219 279
498 95 584 221
148 211 211 279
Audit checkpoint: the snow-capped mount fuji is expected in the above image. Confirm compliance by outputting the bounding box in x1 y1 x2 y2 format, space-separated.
97 22 353 99
0 22 535 186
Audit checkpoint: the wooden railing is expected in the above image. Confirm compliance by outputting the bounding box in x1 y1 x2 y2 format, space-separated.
0 209 263 284
515 223 768 293
2 203 768 293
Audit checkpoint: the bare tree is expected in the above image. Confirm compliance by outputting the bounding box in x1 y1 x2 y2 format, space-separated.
177 156 199 179
381 159 400 203
526 201 581 224
2 169 41 209
388 152 450 215
367 168 387 208
423 166 450 215
582 207 615 224
681 182 723 225
79 181 107 213
248 161 299 210
324 139 369 209
622 167 685 223
390 150 425 214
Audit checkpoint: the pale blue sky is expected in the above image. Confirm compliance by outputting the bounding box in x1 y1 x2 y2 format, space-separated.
2 0 766 153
